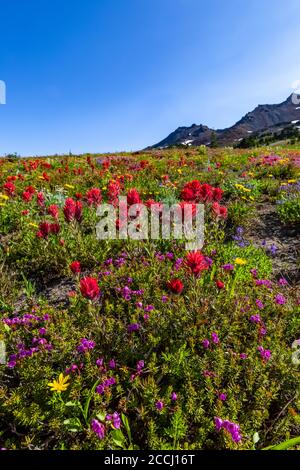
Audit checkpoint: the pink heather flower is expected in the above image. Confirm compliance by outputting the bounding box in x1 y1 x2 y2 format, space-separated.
218 393 227 401
77 338 95 353
202 339 210 349
137 360 144 372
106 412 121 429
255 299 264 309
96 384 105 395
211 332 219 344
156 400 164 410
109 359 116 369
214 417 223 431
171 392 178 401
128 323 140 333
278 278 288 287
215 417 242 443
240 353 248 359
250 314 261 323
275 294 286 305
91 419 105 440
257 346 271 361
222 263 234 271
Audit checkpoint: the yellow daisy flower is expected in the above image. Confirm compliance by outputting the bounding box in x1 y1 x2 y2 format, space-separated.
235 258 247 266
47 373 70 393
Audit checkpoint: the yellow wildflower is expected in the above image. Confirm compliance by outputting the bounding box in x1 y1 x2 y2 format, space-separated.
64 184 75 189
0 194 9 200
287 180 296 184
235 258 247 266
29 223 39 229
47 373 70 392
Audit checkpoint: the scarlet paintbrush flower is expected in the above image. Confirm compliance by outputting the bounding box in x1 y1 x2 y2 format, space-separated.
107 180 121 205
3 182 16 196
80 277 100 300
216 280 225 289
75 200 83 221
86 187 102 206
25 186 36 195
199 183 213 202
127 188 141 205
64 198 76 222
167 278 184 294
37 192 45 207
212 202 227 219
63 198 82 222
48 204 59 219
186 251 209 276
37 222 51 239
70 261 81 274
49 223 60 235
22 191 33 202
212 187 224 202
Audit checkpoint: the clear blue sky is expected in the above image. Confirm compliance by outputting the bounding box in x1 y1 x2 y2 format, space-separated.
0 0 299 156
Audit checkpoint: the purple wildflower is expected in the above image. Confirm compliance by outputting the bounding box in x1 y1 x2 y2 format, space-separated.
156 401 164 411
275 294 286 305
127 323 140 333
91 419 105 440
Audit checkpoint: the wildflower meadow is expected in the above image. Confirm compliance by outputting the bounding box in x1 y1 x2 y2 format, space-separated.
0 146 299 450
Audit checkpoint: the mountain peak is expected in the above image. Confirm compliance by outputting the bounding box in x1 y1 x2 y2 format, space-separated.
150 95 300 148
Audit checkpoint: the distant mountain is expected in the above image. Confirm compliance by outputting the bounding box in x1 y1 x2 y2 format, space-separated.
150 94 300 148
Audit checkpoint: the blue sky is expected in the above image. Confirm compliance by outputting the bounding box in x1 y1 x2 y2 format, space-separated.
0 0 299 156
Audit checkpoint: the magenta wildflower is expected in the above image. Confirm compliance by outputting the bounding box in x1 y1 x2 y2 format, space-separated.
257 346 271 361
275 294 286 305
137 360 144 372
106 412 121 429
255 299 264 309
128 323 140 333
77 338 95 353
215 417 242 443
222 263 234 271
171 392 178 401
202 339 210 349
109 359 116 369
250 314 261 323
218 393 227 401
156 400 164 410
91 419 105 440
211 332 219 344
278 278 288 287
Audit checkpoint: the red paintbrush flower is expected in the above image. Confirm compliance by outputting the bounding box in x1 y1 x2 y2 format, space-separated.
70 261 81 274
80 277 100 300
87 188 102 206
167 279 184 294
185 251 209 276
127 188 141 205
